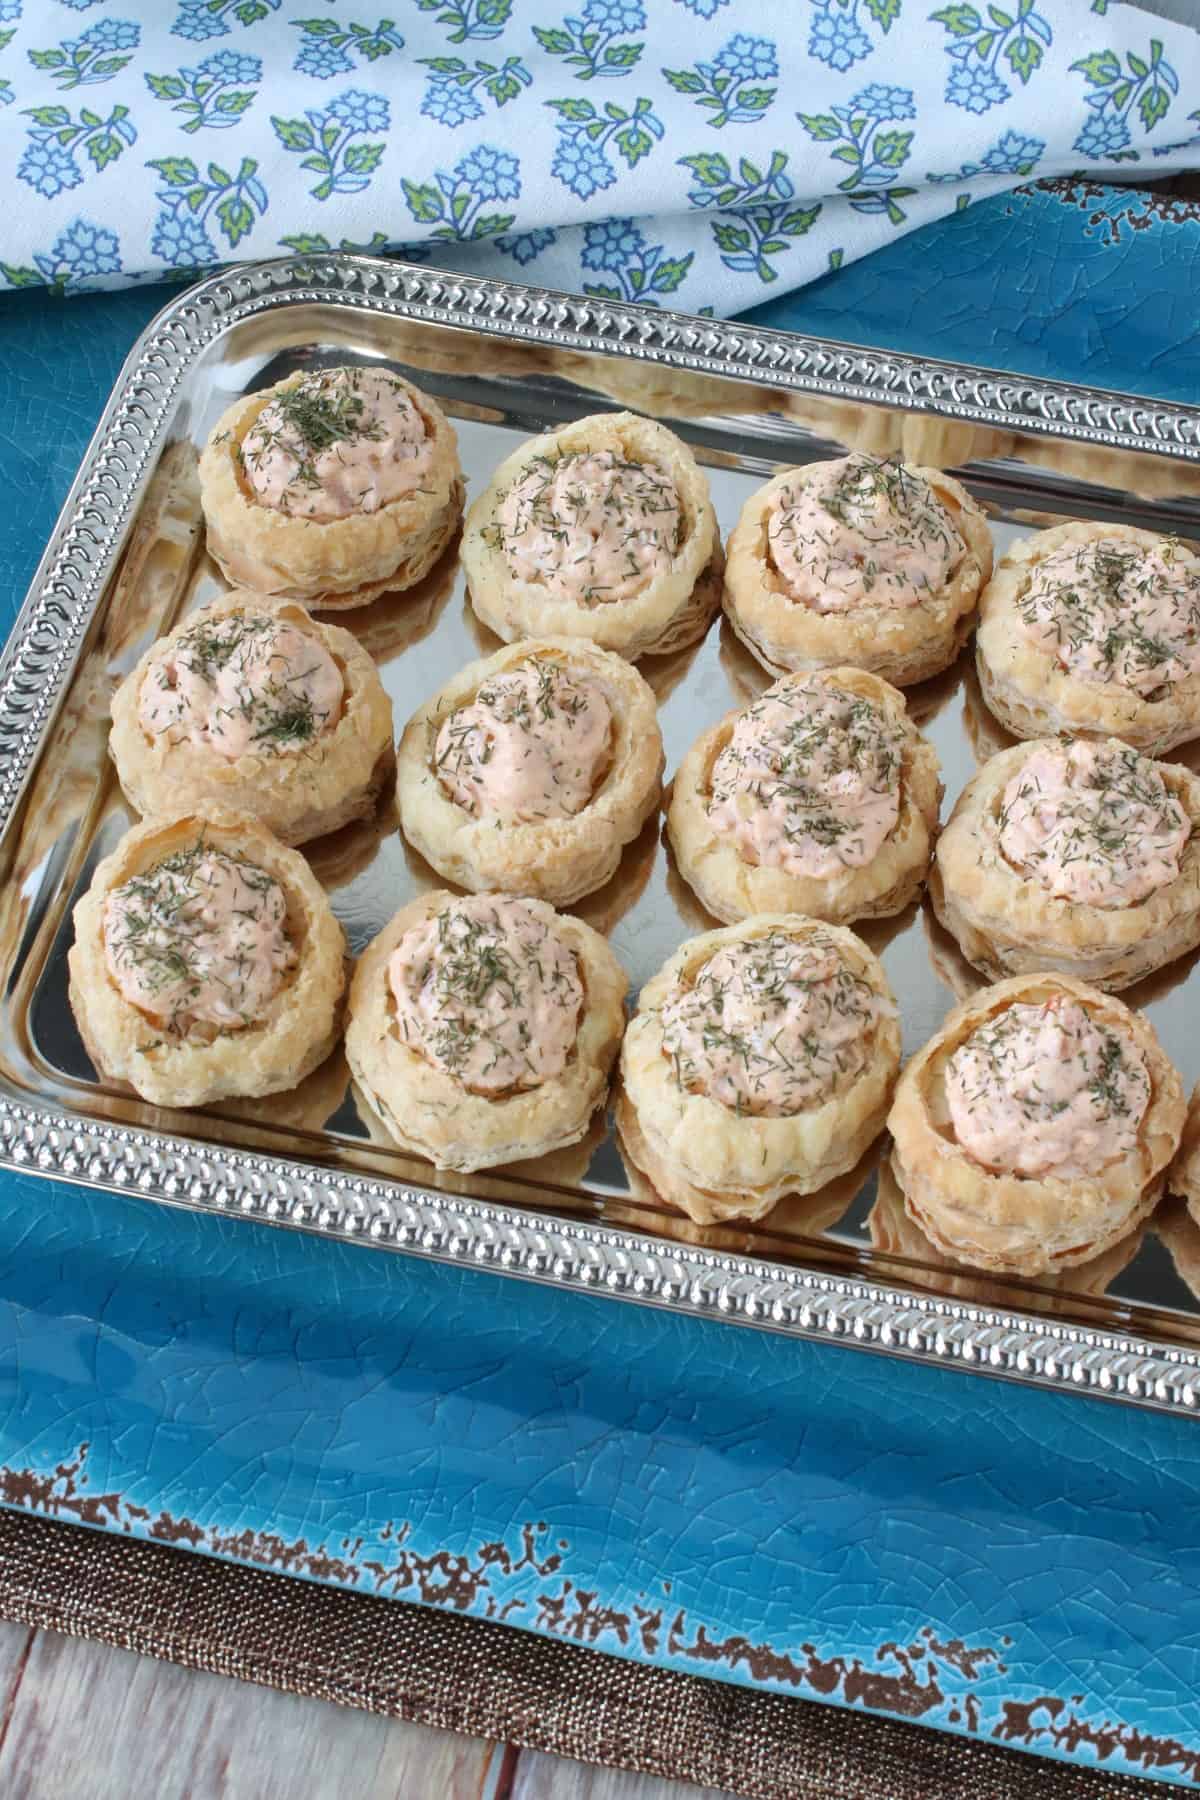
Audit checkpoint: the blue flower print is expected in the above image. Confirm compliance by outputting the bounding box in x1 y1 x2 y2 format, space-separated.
584 0 643 27
18 139 82 197
800 86 916 223
946 61 1008 113
808 3 875 74
172 0 282 43
927 127 1045 182
0 83 12 110
932 2 1053 111
413 0 511 44
457 141 520 198
672 0 731 16
546 94 664 199
326 88 389 132
419 54 531 124
853 82 914 122
0 0 20 17
56 0 111 8
296 38 353 79
493 225 558 264
552 133 615 198
33 217 122 290
18 101 137 195
533 3 643 83
578 215 692 305
679 149 820 283
1072 41 1179 153
291 18 406 80
28 16 140 89
149 152 268 262
580 215 642 267
664 34 776 128
151 209 217 267
273 89 389 197
145 50 261 133
402 143 522 239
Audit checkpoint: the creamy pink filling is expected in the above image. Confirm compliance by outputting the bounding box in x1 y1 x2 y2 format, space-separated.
660 930 878 1118
434 658 612 822
240 367 432 521
1017 537 1200 695
998 739 1189 908
707 679 903 879
388 896 582 1096
495 449 681 604
766 454 964 614
945 996 1149 1179
103 847 296 1035
138 611 344 761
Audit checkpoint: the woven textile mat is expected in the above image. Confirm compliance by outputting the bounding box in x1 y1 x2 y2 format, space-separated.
0 1508 1177 1799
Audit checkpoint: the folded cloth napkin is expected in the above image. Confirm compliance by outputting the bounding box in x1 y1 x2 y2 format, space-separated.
0 0 1197 316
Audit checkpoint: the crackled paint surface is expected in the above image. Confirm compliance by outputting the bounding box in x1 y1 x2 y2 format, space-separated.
4 188 1200 1787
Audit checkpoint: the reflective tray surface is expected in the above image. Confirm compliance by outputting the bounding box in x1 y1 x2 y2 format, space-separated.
5 258 1200 1415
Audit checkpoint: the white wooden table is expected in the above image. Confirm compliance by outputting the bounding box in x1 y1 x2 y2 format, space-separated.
0 1621 732 1798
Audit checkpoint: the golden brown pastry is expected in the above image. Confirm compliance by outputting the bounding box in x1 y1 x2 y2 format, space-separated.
396 638 663 906
1168 1083 1200 1225
888 973 1184 1275
932 736 1200 991
721 453 993 687
199 365 463 609
975 522 1200 754
617 915 900 1224
345 890 626 1173
668 665 940 927
109 592 394 846
869 1153 1145 1309
68 811 346 1109
460 411 722 661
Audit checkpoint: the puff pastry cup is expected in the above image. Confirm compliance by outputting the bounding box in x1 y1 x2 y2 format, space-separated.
975 522 1200 755
887 973 1185 1276
721 454 993 687
396 637 664 907
68 811 346 1110
199 366 464 609
460 411 723 661
667 665 941 927
109 592 394 847
617 915 900 1225
1168 1083 1200 1222
931 736 1200 992
345 890 627 1173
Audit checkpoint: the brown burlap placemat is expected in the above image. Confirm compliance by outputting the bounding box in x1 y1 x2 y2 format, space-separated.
0 1507 1180 1798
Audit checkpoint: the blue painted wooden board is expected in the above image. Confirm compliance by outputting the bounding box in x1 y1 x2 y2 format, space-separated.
4 186 1200 1788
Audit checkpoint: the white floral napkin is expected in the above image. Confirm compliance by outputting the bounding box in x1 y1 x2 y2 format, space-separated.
1 0 1197 315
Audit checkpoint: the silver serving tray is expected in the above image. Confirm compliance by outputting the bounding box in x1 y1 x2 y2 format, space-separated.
6 255 1200 1417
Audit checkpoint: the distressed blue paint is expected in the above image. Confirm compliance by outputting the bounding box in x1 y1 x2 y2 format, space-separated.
3 194 1200 1784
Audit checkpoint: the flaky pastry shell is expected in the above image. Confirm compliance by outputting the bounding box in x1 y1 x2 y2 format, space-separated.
460 411 722 661
667 666 941 927
198 369 464 608
344 890 627 1174
68 811 347 1110
618 915 900 1225
396 638 664 906
722 463 993 687
931 739 1200 992
887 973 1184 1275
109 593 395 846
1168 1084 1200 1225
975 522 1200 755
